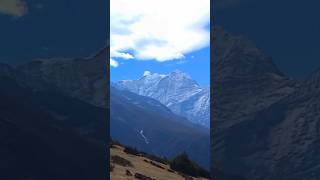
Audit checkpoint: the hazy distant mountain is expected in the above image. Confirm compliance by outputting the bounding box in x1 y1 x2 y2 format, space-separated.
116 70 210 127
110 86 210 168
212 27 320 180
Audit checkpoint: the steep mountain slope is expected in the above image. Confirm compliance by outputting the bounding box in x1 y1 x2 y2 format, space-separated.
212 28 297 173
212 27 320 180
212 27 297 127
0 71 107 179
247 69 320 180
110 86 210 168
116 70 210 127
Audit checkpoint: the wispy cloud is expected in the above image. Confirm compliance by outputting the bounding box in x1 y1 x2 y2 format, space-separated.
111 51 134 60
110 58 119 68
0 0 28 17
111 0 210 64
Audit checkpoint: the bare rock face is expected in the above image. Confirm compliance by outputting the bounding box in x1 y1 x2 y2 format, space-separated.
259 71 320 180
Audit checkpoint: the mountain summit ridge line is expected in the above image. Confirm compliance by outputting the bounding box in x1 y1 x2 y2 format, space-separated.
115 70 210 127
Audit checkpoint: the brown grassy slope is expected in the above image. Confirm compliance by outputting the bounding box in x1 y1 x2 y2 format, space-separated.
110 145 208 180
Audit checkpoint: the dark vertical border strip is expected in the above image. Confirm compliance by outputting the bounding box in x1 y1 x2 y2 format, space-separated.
210 0 214 178
107 0 111 179
107 0 110 178
210 0 216 179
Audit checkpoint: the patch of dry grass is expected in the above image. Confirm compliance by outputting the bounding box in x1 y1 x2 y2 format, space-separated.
110 145 208 180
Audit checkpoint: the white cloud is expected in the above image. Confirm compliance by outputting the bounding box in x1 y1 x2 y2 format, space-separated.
0 0 28 17
111 0 210 63
111 50 134 59
143 71 151 76
110 58 119 68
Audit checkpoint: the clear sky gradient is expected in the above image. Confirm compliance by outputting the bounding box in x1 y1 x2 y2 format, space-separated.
111 47 210 86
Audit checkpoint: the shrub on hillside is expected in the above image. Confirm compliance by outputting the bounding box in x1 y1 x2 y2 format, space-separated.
110 139 122 148
123 146 169 165
170 153 210 178
146 154 168 165
134 173 156 180
111 155 133 167
124 146 141 156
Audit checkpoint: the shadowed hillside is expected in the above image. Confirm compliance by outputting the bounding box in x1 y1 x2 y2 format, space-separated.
110 86 210 168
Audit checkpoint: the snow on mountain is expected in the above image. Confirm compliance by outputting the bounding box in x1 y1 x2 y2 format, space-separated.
116 70 210 127
137 129 149 144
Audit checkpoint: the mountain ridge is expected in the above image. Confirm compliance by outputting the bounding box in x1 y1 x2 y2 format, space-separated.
110 85 210 168
116 70 210 127
212 27 320 180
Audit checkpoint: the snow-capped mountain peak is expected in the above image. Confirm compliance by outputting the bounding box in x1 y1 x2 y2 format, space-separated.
115 70 210 127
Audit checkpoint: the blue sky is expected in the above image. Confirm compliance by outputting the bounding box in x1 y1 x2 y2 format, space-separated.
111 47 210 86
110 0 210 86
